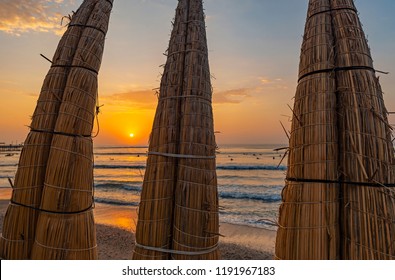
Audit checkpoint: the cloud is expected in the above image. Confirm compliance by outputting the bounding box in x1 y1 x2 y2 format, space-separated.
259 77 284 85
100 90 158 111
260 78 271 85
26 86 255 112
101 87 252 110
0 0 71 36
213 88 251 104
25 92 40 97
258 76 289 90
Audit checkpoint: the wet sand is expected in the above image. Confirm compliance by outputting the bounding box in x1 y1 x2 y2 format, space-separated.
92 203 275 260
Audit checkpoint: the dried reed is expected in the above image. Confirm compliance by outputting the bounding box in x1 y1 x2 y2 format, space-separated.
332 0 395 259
275 0 339 260
31 211 97 260
0 0 99 260
275 0 395 260
31 0 99 132
31 0 113 260
38 136 94 213
133 0 219 260
0 0 112 260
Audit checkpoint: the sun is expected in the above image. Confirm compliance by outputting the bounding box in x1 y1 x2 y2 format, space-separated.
129 133 135 138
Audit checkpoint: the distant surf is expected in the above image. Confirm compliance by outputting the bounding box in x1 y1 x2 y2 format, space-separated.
93 164 286 171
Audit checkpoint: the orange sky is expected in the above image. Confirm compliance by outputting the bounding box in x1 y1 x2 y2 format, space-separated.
1 0 395 146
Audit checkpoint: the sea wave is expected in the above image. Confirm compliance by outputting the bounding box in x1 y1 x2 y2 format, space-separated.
0 175 12 179
94 165 146 170
95 152 146 156
219 213 278 230
0 164 18 167
94 198 139 207
219 184 284 191
218 175 264 180
253 219 278 227
219 191 281 202
93 164 286 171
217 165 286 171
95 146 148 150
95 182 141 192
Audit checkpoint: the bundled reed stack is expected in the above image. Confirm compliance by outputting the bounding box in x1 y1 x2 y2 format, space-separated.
275 0 339 260
133 0 220 260
276 0 395 260
0 0 113 260
31 0 113 260
332 0 395 260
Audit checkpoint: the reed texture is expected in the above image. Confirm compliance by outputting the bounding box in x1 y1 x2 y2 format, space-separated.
0 0 99 260
32 211 97 260
133 0 220 260
332 0 395 259
275 0 339 260
31 0 113 260
0 0 112 260
275 0 395 260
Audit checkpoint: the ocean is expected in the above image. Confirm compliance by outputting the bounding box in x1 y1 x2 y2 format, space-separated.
0 144 287 230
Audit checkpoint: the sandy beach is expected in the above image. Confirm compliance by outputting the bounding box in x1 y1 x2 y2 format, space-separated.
0 188 275 260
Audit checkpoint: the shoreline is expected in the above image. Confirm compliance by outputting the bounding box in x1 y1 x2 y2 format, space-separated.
0 197 275 260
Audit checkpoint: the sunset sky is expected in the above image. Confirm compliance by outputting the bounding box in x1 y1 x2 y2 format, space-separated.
1 0 395 146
